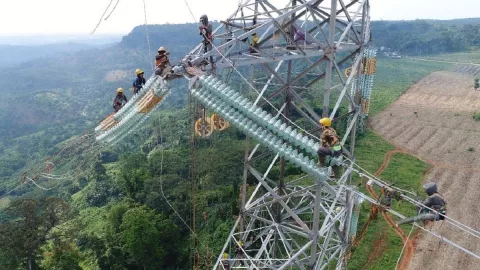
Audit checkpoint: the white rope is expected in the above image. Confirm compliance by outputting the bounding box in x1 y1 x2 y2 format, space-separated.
395 224 414 270
142 0 155 72
26 177 60 191
157 120 202 242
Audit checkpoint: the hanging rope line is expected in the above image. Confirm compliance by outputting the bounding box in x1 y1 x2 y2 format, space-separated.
395 224 415 270
104 0 121 20
142 0 155 72
91 0 114 34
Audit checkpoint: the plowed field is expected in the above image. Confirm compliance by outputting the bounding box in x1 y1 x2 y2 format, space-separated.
371 71 480 270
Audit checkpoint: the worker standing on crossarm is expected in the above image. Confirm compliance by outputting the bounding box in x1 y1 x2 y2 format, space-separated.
317 117 342 178
132 68 145 94
199 14 214 69
113 88 128 112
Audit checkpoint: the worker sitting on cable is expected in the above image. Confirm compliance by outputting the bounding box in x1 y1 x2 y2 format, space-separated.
199 14 214 69
250 33 259 53
154 46 171 77
132 68 146 95
397 182 446 226
317 117 342 178
113 88 128 112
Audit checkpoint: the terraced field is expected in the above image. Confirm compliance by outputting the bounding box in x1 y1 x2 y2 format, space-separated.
371 71 480 270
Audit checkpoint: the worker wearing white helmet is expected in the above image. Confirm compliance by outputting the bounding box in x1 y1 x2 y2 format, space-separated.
155 46 171 76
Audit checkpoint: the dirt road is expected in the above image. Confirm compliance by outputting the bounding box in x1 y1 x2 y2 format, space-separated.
371 71 480 270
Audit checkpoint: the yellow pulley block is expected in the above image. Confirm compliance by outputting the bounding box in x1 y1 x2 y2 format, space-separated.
195 117 213 137
211 113 229 131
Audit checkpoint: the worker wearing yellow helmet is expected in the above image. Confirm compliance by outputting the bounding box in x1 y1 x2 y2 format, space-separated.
132 68 146 95
113 87 128 112
317 117 342 178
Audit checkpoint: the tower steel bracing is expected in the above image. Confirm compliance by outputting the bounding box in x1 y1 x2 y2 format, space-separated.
175 0 372 269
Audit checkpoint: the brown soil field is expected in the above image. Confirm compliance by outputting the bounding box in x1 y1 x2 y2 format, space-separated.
371 71 480 270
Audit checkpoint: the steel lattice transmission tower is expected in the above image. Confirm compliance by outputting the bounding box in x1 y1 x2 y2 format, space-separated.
176 0 374 269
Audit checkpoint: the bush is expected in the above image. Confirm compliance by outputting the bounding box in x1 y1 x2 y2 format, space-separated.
473 112 480 121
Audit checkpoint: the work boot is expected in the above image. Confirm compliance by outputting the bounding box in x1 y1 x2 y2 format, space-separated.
331 165 342 180
317 156 326 167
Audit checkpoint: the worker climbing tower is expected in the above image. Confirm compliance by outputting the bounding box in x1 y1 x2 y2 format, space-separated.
173 0 375 269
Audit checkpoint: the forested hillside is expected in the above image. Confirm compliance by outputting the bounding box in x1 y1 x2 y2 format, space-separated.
0 18 477 269
372 19 480 54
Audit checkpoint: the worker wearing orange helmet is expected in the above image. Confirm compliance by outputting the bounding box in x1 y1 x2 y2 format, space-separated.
317 117 342 178
113 88 128 112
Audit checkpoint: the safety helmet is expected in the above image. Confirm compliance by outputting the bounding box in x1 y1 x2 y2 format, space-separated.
423 182 438 196
319 117 332 127
158 46 166 53
135 68 144 75
200 14 209 25
117 87 124 93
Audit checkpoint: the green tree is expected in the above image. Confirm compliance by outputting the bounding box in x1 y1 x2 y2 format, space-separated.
40 239 82 270
120 206 180 269
0 198 70 270
474 78 479 90
118 153 150 200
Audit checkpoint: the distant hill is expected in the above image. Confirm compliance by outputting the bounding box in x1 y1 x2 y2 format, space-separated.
0 34 122 46
0 43 110 68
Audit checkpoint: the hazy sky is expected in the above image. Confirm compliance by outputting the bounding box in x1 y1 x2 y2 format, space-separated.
0 0 478 35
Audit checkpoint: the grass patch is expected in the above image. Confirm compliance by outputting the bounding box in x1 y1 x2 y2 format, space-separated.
0 197 11 209
412 48 480 64
473 112 480 121
348 133 428 269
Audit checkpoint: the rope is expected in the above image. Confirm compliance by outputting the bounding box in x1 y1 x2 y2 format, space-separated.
395 224 415 270
142 0 155 72
26 177 61 191
157 120 203 243
91 0 114 34
104 0 121 20
183 0 197 21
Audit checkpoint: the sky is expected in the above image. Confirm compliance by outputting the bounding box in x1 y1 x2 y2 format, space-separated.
0 0 478 36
